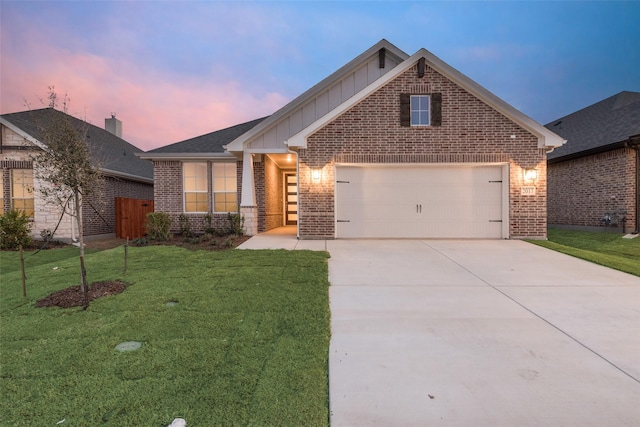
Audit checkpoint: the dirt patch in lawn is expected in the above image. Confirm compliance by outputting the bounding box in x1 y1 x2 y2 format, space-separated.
35 280 127 309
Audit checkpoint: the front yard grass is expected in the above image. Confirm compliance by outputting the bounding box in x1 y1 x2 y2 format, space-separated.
0 245 330 426
529 228 640 277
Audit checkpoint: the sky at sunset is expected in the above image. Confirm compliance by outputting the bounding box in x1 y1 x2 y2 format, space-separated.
1 1 639 151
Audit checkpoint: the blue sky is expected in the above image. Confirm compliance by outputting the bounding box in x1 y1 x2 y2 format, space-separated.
1 1 639 150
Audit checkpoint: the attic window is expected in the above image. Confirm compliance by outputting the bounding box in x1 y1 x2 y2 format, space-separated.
400 93 442 127
411 95 431 126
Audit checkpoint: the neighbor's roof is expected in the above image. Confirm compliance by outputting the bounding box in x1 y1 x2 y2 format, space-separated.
545 91 640 161
140 117 268 160
1 108 153 182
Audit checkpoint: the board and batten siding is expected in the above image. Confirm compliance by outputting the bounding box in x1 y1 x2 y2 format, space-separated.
246 52 403 151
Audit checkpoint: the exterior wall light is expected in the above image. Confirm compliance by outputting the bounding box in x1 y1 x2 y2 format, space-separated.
311 168 321 182
523 168 538 184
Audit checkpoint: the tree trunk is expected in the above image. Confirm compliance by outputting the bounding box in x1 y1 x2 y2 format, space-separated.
20 244 27 298
75 191 89 309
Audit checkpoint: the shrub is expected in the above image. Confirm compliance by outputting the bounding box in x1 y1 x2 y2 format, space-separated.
0 210 33 250
228 213 245 236
145 212 172 241
40 228 55 242
131 237 149 247
178 214 192 237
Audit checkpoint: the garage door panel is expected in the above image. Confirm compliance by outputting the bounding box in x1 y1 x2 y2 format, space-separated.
336 165 505 239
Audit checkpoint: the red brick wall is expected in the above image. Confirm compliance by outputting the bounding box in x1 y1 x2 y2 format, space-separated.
548 148 636 230
82 176 153 236
298 63 547 239
154 159 264 234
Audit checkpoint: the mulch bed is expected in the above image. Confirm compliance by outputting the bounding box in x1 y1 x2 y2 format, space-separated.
35 280 127 309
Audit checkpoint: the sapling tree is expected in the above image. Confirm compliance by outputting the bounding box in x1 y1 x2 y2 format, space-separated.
31 88 104 309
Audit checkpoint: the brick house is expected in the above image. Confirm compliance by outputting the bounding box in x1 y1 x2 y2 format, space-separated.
1 108 154 241
545 91 640 234
142 40 564 239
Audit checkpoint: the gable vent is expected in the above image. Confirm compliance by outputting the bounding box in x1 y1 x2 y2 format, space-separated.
409 84 431 94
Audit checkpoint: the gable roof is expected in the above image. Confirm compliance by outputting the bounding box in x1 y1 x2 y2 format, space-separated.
285 46 565 150
225 39 409 152
1 108 153 183
140 117 267 160
545 91 640 161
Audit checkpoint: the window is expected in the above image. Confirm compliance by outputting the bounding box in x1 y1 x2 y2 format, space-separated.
11 169 34 217
183 162 208 212
410 95 431 126
212 163 237 212
400 93 442 127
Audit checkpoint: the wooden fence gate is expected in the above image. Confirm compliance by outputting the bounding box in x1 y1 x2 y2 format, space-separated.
115 197 154 239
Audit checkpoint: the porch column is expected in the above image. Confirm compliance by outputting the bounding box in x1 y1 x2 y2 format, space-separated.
240 151 258 236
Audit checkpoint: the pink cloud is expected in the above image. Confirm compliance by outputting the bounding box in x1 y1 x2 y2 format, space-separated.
1 29 290 151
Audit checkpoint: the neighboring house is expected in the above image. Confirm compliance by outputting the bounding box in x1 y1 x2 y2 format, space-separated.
545 91 640 234
1 108 154 241
141 39 564 240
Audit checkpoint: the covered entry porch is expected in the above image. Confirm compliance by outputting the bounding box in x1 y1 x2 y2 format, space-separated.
240 152 298 236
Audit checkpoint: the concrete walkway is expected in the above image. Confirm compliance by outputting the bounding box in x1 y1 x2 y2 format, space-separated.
238 233 640 426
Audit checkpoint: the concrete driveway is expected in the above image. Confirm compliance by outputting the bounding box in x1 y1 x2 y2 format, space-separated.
239 232 640 425
327 239 640 426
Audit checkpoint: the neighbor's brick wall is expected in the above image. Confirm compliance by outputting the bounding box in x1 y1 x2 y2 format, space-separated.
548 148 636 229
82 176 153 236
298 63 547 239
2 125 154 239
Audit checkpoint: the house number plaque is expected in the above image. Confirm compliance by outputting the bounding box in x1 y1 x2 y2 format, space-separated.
521 186 536 196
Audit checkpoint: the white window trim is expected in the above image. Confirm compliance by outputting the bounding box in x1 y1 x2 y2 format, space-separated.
212 162 238 213
410 94 431 127
183 162 208 213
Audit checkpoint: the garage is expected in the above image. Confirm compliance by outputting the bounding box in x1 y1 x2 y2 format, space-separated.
335 164 508 238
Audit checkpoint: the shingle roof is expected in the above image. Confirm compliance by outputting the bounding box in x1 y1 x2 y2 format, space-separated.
145 117 268 154
1 108 153 181
545 91 640 161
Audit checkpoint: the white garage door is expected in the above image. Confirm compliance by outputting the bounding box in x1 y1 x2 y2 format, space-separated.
335 165 506 238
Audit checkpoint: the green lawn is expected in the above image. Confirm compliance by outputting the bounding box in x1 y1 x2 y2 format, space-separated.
529 228 640 277
0 245 331 426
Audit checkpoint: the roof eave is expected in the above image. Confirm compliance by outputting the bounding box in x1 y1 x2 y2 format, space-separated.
548 136 640 164
417 48 566 149
137 152 235 161
287 47 567 150
100 168 153 184
0 117 48 150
